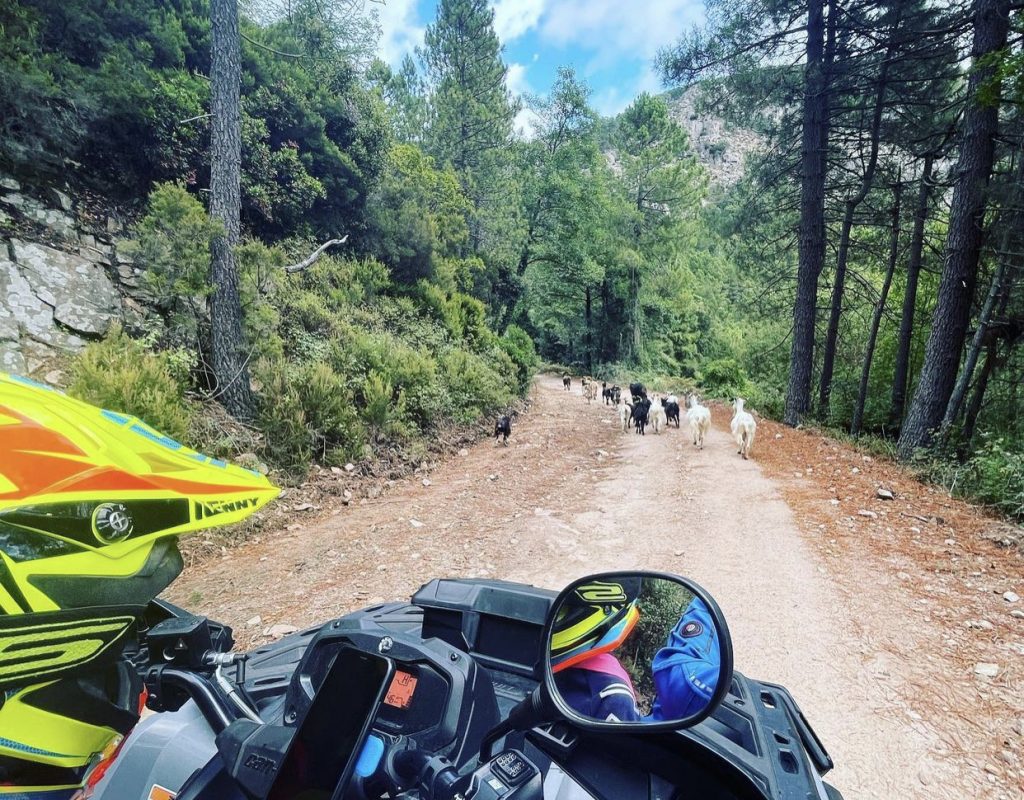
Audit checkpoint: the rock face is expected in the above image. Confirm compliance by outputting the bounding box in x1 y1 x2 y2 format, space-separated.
0 175 130 375
11 241 119 336
665 86 762 189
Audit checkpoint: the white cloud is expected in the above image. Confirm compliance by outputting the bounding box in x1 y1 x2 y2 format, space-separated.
492 0 547 42
376 0 425 66
592 66 664 116
514 107 542 139
506 62 531 96
540 0 704 62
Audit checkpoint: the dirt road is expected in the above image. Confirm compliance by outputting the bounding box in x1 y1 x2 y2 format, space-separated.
167 375 1023 799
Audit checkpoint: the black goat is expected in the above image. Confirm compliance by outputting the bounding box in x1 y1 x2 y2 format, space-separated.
628 382 647 402
494 415 511 445
562 374 571 391
665 399 680 428
631 398 651 435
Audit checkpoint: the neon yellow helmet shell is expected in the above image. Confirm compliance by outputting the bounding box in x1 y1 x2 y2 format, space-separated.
0 372 279 789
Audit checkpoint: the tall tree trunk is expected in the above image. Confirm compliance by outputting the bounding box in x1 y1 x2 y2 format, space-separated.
208 0 255 420
851 178 902 435
784 0 830 426
818 43 893 415
584 285 593 374
897 0 1011 459
599 278 611 362
961 339 999 447
889 152 935 427
940 153 1024 433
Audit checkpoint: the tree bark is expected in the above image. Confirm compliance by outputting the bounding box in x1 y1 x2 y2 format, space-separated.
784 0 830 426
960 339 999 447
940 153 1024 433
584 284 593 374
889 152 935 427
897 0 1011 459
818 38 893 416
851 179 902 435
208 0 255 420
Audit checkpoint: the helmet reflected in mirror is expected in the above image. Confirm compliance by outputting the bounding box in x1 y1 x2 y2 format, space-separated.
544 572 733 731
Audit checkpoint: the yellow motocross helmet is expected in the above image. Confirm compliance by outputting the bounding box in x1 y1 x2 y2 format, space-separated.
0 373 278 796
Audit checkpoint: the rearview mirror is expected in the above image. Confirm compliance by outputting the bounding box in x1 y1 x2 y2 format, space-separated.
543 572 733 731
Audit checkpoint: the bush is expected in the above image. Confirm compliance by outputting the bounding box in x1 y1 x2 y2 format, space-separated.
699 358 750 399
501 325 540 391
119 183 221 347
358 370 408 441
439 349 515 423
69 327 194 444
962 437 1024 520
256 359 365 475
621 580 695 713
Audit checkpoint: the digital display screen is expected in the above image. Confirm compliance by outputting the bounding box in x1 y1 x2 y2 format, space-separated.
384 669 418 709
267 648 392 800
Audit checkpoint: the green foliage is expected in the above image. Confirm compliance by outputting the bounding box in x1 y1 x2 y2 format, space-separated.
0 0 388 237
69 327 195 444
121 182 221 345
700 358 750 399
962 438 1024 520
256 359 365 473
500 325 540 391
423 0 515 176
367 144 473 288
439 349 514 423
621 580 695 711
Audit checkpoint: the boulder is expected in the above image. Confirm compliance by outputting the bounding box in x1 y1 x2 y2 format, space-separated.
11 240 119 337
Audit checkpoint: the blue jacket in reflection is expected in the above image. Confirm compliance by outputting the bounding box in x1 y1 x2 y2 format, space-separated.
647 597 720 720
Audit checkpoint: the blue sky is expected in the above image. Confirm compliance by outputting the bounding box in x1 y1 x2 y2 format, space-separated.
374 0 707 128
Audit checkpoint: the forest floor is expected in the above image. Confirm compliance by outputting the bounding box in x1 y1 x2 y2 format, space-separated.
166 375 1024 799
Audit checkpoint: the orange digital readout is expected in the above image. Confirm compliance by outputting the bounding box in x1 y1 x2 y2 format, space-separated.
384 670 418 709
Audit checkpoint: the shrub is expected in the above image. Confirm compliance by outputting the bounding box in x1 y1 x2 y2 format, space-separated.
69 327 194 444
700 358 750 399
963 437 1024 520
256 359 365 474
500 325 539 391
439 349 514 422
119 183 220 347
358 370 409 441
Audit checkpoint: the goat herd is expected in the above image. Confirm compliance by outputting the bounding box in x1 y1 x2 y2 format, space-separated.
565 374 758 460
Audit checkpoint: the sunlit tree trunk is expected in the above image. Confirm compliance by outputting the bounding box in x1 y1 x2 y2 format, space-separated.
208 0 255 420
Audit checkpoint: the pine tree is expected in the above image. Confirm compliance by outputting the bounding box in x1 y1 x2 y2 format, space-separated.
422 0 514 180
209 0 255 420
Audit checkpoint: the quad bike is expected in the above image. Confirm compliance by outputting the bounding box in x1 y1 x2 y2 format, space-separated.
0 373 842 800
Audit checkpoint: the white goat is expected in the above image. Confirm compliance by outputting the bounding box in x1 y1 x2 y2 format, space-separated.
649 395 667 434
730 398 757 460
617 398 632 432
685 393 711 450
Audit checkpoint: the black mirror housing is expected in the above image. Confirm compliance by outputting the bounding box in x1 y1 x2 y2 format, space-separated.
541 571 734 733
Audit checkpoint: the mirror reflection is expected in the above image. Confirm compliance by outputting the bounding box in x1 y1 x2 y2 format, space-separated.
548 576 722 724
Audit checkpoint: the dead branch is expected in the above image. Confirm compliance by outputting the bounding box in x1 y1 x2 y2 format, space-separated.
284 236 349 273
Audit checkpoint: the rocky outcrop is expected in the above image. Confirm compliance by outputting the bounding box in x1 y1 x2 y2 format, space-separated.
666 87 761 189
0 175 133 375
